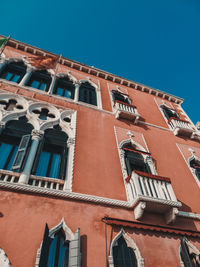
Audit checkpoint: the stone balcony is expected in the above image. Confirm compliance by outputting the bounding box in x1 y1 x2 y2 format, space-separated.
168 117 195 138
114 100 140 123
126 170 182 224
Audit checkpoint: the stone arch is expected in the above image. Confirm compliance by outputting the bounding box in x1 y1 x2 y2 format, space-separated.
56 71 77 84
108 228 144 267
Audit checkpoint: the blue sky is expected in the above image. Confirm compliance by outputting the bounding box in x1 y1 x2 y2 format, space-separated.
1 0 200 123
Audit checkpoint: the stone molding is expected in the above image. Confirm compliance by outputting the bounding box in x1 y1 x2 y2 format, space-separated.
0 248 11 267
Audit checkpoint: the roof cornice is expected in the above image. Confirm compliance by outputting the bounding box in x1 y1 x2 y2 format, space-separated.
0 35 184 104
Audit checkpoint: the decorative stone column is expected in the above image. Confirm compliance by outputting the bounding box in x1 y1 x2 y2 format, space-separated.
74 83 80 102
19 129 44 184
18 67 32 86
47 73 56 95
0 121 5 134
63 137 76 191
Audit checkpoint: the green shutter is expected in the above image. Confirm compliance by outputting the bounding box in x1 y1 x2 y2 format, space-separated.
39 224 51 267
12 135 31 170
180 238 193 267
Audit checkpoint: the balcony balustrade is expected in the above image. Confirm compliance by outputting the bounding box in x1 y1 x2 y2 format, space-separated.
114 100 140 123
0 169 64 191
126 170 182 224
168 117 195 137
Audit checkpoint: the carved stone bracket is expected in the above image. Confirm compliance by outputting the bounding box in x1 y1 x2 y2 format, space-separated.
165 207 178 224
67 137 75 146
134 201 146 220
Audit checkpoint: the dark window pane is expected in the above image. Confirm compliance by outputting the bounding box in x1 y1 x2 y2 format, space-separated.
26 71 51 92
53 78 75 99
78 82 97 106
113 236 138 267
0 62 26 84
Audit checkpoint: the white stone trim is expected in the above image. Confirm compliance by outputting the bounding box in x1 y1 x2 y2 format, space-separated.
177 211 200 221
0 92 77 191
115 127 157 202
0 248 11 267
108 229 144 267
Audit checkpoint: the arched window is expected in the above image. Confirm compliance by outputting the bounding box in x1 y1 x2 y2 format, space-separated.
38 219 81 267
180 237 200 267
112 90 130 104
26 70 52 91
108 229 144 267
113 236 138 267
32 128 68 179
162 106 179 121
0 61 27 83
0 118 33 172
78 81 97 106
189 158 200 183
53 76 75 99
123 143 151 175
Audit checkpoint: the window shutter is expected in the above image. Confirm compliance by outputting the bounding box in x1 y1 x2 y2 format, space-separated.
125 156 132 175
11 134 31 170
69 228 81 267
60 146 68 180
180 238 193 267
31 138 44 174
39 224 51 267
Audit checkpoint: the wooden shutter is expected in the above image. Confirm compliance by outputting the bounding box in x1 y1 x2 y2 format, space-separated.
39 224 51 267
11 134 31 170
69 228 81 267
60 146 68 180
180 237 193 267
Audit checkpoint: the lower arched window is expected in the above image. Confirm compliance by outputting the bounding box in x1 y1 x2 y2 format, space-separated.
113 236 138 267
32 128 68 179
47 229 69 267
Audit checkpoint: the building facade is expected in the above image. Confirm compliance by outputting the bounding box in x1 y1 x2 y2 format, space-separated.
0 36 200 267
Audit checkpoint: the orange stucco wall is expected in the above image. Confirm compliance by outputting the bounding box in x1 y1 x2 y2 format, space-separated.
0 44 199 266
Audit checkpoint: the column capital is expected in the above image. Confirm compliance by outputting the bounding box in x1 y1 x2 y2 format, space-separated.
31 129 44 140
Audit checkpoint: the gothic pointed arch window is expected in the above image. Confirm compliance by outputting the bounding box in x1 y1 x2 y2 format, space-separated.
123 142 152 175
26 70 52 92
161 105 179 121
31 127 68 179
0 61 27 83
112 89 130 105
108 229 144 267
113 236 138 267
0 118 33 172
189 157 200 183
78 81 97 106
53 76 75 99
180 237 200 267
37 219 81 267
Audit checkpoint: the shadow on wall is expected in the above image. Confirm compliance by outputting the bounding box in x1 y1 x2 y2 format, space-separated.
81 235 87 267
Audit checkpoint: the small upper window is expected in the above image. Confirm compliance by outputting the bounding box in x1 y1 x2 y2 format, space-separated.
78 81 97 106
123 143 151 175
162 106 179 121
26 70 52 91
53 77 75 99
0 61 27 83
112 90 130 105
